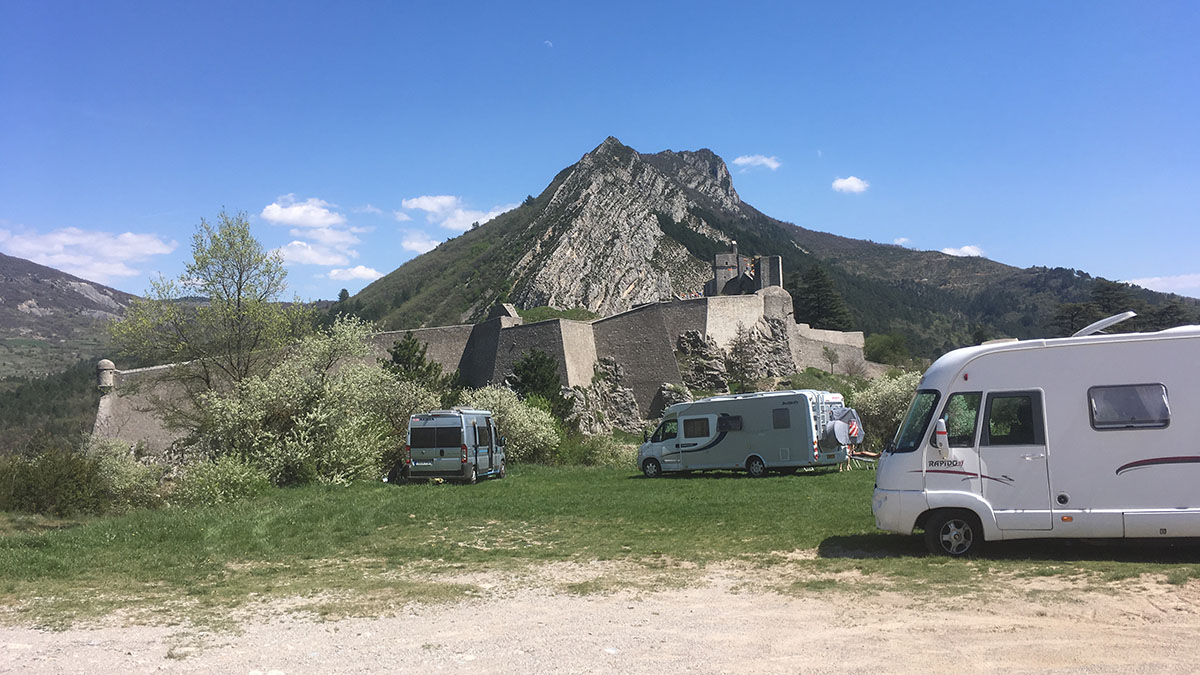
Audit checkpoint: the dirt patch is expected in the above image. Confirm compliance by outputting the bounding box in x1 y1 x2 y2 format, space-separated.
4 558 1200 673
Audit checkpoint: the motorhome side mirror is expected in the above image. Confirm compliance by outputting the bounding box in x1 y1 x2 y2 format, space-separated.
934 418 950 456
643 429 649 443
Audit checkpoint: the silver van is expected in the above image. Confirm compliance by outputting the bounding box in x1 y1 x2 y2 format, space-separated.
394 408 506 484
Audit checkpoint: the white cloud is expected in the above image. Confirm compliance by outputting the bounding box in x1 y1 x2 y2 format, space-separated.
292 227 360 251
274 241 350 266
401 232 442 254
401 195 462 216
941 245 985 257
893 237 911 246
352 204 382 215
732 155 782 171
832 176 869 193
544 40 554 48
260 194 346 228
1126 273 1200 297
402 194 517 231
329 265 383 281
0 226 177 283
393 211 413 222
440 204 518 232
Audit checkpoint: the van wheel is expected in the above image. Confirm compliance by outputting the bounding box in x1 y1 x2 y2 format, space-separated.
924 510 982 557
498 461 506 479
465 465 477 485
746 456 767 478
642 458 662 478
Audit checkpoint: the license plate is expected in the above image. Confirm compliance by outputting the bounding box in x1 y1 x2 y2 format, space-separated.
412 460 432 466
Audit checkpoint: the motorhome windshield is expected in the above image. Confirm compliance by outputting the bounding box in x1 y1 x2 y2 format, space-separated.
890 390 940 453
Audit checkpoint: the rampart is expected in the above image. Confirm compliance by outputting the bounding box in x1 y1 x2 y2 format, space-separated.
94 290 880 452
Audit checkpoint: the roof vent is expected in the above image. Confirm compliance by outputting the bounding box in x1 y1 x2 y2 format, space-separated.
1072 311 1137 338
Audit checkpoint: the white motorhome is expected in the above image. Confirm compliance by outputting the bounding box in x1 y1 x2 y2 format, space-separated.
392 408 506 484
873 317 1200 555
638 389 864 478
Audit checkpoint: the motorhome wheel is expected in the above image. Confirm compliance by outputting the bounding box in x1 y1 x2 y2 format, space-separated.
465 465 478 485
746 456 767 478
642 458 662 478
498 461 506 479
924 510 982 557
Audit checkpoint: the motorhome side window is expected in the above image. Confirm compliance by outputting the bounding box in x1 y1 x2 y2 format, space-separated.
1089 384 1170 430
984 393 1042 446
930 392 982 448
652 420 678 443
772 408 790 429
717 415 743 432
683 418 710 438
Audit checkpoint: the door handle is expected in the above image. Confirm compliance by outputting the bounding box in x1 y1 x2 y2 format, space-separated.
1020 453 1045 460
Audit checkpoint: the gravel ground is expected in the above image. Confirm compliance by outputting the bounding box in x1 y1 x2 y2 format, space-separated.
3 561 1200 674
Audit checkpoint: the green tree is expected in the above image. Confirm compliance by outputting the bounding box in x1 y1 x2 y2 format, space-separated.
511 349 563 401
793 266 852 331
337 288 350 304
864 333 909 366
821 345 840 374
1091 279 1137 316
383 332 445 388
1048 302 1101 337
109 211 312 427
1146 301 1195 331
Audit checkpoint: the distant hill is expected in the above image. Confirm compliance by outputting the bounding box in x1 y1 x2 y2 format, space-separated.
0 252 136 378
348 137 1195 357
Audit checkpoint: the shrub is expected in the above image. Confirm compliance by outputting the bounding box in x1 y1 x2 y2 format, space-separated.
171 456 272 507
461 386 561 463
85 437 164 513
849 371 923 450
557 433 637 468
0 437 107 516
190 317 439 486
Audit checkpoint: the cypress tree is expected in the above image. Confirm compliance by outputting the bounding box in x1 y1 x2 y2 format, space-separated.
794 266 853 331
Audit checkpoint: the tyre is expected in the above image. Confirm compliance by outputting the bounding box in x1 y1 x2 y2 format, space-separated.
746 456 767 478
642 458 662 478
465 465 478 485
924 510 982 557
498 461 506 479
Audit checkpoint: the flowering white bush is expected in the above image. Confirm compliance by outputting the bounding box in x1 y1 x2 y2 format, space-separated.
849 371 923 450
461 386 561 463
189 316 438 486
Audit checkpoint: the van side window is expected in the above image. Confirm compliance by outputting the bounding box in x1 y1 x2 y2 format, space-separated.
983 392 1043 446
476 424 492 446
652 420 678 443
931 392 982 447
1089 384 1170 430
683 418 710 438
772 408 790 429
717 415 743 432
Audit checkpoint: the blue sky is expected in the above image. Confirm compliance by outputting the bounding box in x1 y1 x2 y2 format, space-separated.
1 2 1197 300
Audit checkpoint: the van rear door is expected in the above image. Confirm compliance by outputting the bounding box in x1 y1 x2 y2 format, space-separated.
979 390 1052 530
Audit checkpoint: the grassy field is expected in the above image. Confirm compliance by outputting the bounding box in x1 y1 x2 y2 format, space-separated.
3 465 1200 627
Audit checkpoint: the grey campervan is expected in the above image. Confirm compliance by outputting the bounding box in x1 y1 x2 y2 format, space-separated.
393 408 506 484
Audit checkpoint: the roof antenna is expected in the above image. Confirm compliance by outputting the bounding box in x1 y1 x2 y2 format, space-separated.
1072 311 1137 337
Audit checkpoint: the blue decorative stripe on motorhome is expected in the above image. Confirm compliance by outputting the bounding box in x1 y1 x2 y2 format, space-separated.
661 431 729 459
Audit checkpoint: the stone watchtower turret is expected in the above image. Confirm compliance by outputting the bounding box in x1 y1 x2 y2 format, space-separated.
703 242 783 296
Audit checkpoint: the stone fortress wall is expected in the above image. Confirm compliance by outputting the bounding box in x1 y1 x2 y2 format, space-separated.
94 246 879 451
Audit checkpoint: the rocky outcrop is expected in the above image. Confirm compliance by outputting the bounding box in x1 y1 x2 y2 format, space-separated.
509 137 734 316
563 357 643 435
726 318 797 382
675 330 728 393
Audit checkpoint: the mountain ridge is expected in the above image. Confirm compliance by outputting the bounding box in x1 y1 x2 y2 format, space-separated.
0 252 137 377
